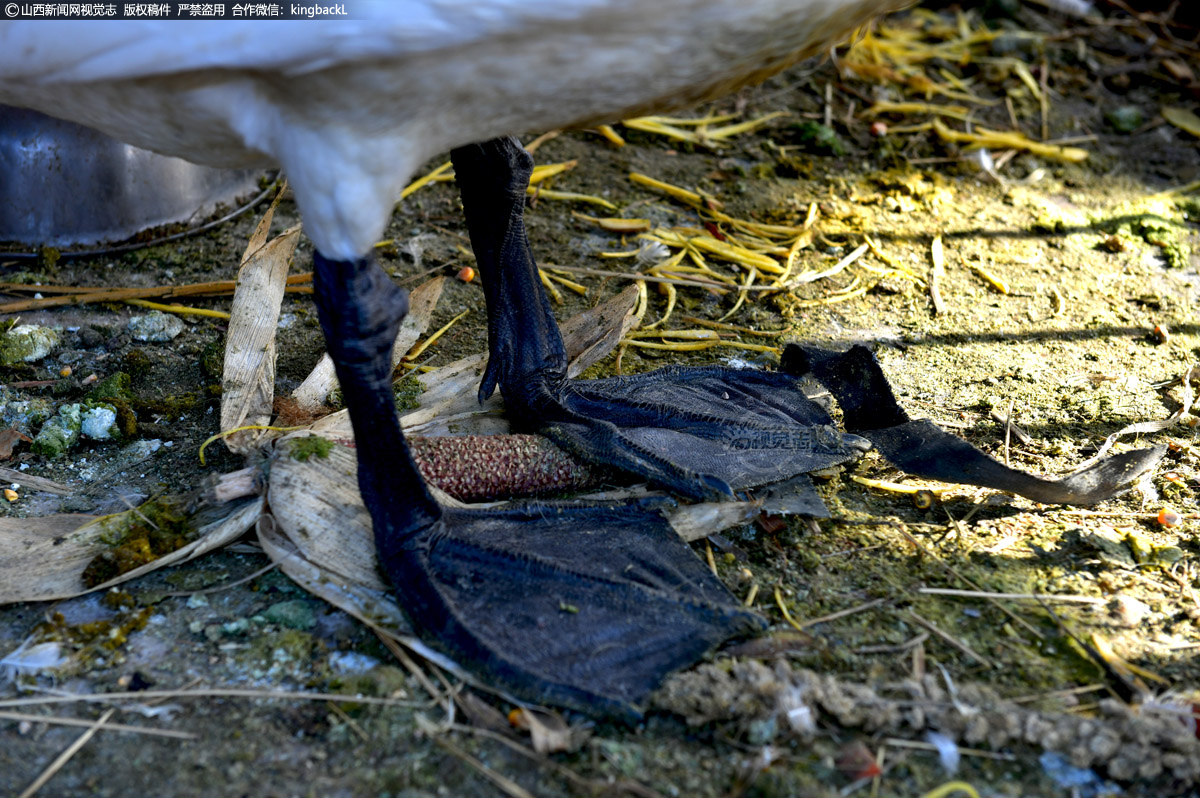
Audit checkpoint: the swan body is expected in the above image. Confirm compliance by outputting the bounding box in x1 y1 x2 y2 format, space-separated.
0 0 900 259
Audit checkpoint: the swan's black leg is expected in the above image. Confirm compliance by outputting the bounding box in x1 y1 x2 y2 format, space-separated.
311 254 441 545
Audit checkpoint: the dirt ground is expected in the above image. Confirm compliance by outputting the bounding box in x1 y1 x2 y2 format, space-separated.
2 3 1200 796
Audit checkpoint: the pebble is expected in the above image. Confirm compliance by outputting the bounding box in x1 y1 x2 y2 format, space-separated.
31 403 82 457
77 327 106 348
0 324 60 364
81 405 119 440
128 310 185 342
1106 105 1144 133
263 599 316 630
329 651 381 675
1108 594 1150 627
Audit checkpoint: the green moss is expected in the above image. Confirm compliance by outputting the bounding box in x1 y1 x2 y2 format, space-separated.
1097 209 1192 269
122 349 153 379
788 121 846 156
392 375 422 412
83 374 139 437
133 393 199 417
88 372 133 403
237 628 327 682
1130 215 1191 269
33 602 152 667
200 339 225 381
80 497 196 588
38 247 61 272
1177 196 1200 220
331 665 411 700
290 435 334 462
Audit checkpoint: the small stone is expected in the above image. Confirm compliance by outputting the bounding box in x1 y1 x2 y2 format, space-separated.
1108 594 1150 627
0 324 60 364
128 310 185 342
31 403 83 457
1106 105 1144 133
1078 525 1135 567
221 618 251 636
77 327 106 348
329 651 381 675
264 599 316 630
745 714 778 745
81 405 120 441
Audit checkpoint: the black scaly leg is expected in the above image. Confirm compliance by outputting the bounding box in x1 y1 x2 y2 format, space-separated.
311 254 441 544
449 139 566 413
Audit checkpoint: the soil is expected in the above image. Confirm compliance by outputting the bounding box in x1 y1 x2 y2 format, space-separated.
2 3 1200 797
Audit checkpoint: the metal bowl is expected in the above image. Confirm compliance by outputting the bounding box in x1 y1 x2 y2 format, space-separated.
0 106 263 249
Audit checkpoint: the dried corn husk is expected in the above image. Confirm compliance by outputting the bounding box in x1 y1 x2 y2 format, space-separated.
0 489 261 604
220 197 300 452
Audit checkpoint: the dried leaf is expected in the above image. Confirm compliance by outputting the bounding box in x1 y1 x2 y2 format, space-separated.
561 284 641 378
1163 106 1200 139
0 428 29 459
666 501 760 542
220 224 300 452
835 740 882 780
511 707 590 754
0 497 261 604
724 631 817 658
243 182 285 261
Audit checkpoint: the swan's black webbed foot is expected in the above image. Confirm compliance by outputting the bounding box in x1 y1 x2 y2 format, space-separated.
452 137 1165 508
311 253 762 720
782 345 1167 505
451 137 870 502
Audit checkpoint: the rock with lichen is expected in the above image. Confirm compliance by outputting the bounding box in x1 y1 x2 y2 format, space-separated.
81 404 122 441
128 311 185 342
31 403 82 457
0 393 56 435
0 324 59 365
